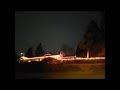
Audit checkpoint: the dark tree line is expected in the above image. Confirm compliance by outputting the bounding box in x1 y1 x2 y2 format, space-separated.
25 47 34 57
76 19 105 57
25 43 44 57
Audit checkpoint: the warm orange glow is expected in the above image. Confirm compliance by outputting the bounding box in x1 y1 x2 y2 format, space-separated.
20 52 105 63
87 50 89 58
20 56 105 62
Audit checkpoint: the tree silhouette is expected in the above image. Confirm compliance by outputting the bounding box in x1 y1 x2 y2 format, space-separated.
84 20 99 44
76 20 105 57
76 42 87 57
35 43 44 56
25 47 33 57
76 44 81 57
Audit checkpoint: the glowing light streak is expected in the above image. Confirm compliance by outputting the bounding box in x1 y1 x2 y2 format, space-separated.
20 53 105 63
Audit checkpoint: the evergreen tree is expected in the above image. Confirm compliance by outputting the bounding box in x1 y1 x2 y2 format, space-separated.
35 43 44 56
25 47 33 57
76 20 105 57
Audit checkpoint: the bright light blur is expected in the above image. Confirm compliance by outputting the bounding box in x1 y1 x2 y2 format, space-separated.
19 51 105 62
20 53 105 63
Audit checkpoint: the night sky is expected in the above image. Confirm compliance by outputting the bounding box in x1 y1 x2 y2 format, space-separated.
15 11 102 55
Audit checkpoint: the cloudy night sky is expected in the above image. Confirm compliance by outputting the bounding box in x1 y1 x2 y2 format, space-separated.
15 11 103 55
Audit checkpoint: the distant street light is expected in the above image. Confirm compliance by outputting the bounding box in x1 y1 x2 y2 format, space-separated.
20 52 24 56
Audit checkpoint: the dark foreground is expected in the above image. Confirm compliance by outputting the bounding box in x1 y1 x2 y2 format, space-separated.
15 60 105 79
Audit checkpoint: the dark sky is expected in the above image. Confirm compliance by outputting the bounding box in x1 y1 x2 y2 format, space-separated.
15 11 102 55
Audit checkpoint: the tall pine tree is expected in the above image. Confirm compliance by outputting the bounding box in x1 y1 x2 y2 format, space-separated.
76 20 105 57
